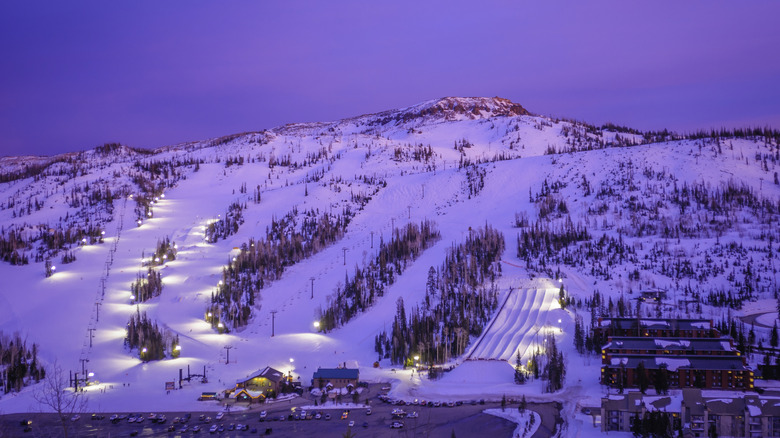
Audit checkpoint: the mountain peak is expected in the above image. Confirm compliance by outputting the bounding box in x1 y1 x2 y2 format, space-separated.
357 96 530 129
414 96 530 117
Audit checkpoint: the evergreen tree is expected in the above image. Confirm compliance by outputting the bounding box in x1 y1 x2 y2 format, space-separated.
636 361 649 394
654 364 670 395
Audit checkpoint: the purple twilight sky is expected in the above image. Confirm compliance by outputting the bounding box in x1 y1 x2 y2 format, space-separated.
1 1 779 157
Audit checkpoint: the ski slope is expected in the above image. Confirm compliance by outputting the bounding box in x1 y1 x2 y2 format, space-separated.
468 280 560 361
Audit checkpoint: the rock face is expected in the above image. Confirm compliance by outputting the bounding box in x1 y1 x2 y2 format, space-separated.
367 96 531 126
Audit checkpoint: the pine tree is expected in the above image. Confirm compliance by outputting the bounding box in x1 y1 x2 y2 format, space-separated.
636 361 649 394
514 350 526 384
574 315 585 354
772 321 779 348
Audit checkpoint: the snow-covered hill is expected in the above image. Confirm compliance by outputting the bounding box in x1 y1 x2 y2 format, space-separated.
1 97 778 436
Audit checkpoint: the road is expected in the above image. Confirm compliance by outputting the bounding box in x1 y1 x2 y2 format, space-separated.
741 311 776 329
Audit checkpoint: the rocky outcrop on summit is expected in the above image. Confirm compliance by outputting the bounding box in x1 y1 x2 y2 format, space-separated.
367 96 531 126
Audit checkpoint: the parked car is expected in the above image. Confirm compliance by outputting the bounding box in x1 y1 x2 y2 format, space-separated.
70 415 80 422
348 421 355 427
390 421 404 429
259 411 266 419
365 409 371 416
210 424 219 433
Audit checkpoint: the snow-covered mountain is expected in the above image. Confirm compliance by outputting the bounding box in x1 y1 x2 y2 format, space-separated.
1 97 778 434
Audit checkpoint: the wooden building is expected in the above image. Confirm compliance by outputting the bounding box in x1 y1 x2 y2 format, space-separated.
602 337 738 363
234 366 286 394
311 367 359 390
601 355 753 390
594 318 720 340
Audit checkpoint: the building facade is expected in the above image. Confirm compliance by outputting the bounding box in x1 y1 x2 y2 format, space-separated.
311 367 359 389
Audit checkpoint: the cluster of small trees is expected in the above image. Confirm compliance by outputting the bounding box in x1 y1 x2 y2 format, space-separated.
516 216 589 260
130 158 186 223
125 310 178 361
130 267 163 302
526 333 566 392
629 411 674 438
205 202 245 243
0 229 29 265
0 332 45 393
144 237 177 267
318 221 441 331
569 290 639 355
392 143 434 163
208 207 352 330
464 164 486 198
377 225 505 366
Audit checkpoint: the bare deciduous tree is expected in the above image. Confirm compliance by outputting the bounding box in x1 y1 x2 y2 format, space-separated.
33 361 87 438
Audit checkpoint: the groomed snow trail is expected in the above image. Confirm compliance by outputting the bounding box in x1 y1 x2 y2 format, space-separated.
468 280 559 361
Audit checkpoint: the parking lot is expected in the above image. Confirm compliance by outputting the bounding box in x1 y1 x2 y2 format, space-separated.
0 385 559 438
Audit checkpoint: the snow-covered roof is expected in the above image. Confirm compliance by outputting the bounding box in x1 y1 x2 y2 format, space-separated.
236 366 285 384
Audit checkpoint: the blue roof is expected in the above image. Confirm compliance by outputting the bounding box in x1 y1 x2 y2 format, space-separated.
312 368 359 380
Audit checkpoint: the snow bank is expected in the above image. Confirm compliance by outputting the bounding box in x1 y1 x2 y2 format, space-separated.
484 408 540 438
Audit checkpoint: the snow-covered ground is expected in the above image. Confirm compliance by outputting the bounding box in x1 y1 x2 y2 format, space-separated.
0 97 777 438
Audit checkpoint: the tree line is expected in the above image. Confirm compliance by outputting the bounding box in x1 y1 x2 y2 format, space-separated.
131 267 163 303
0 331 45 394
207 207 353 331
143 237 177 267
124 310 179 361
376 225 505 366
318 220 441 332
205 202 245 243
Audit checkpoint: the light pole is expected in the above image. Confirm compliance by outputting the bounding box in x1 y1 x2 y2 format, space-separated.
271 310 278 337
310 277 315 299
313 321 321 331
370 231 374 248
342 247 347 265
